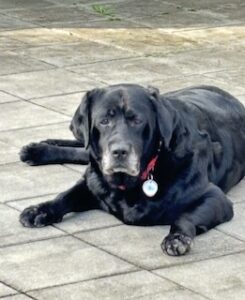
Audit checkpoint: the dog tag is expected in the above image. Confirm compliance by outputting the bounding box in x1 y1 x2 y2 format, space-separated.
142 179 158 197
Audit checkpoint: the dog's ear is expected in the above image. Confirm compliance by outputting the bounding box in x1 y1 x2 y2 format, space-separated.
147 85 160 98
70 88 103 149
148 87 174 148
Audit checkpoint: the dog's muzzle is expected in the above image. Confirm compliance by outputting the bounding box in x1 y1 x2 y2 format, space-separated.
101 143 140 177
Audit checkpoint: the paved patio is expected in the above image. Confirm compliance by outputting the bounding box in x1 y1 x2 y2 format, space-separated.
0 0 245 299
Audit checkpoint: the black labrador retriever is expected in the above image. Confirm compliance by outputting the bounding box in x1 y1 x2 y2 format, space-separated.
19 84 245 256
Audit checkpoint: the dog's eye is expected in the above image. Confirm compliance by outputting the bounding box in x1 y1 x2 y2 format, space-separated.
133 118 143 125
128 116 142 125
108 109 116 117
100 118 109 125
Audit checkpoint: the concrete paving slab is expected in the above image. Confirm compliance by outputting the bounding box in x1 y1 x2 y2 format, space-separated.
0 101 69 131
217 203 245 242
68 57 182 85
0 53 54 76
0 203 64 247
28 270 180 300
2 295 33 300
0 36 28 51
164 0 242 11
14 42 135 68
0 14 36 32
8 194 122 234
68 19 144 29
150 74 245 97
7 194 58 210
56 210 122 234
85 0 176 18
0 122 72 146
30 92 83 117
0 69 100 99
154 252 245 300
130 11 236 29
171 26 245 47
0 0 54 10
3 6 103 27
130 289 208 300
77 224 245 270
203 69 245 95
0 91 20 103
0 163 81 202
0 140 20 164
49 0 126 4
143 49 245 77
64 164 87 173
0 236 136 291
0 122 72 164
202 3 245 22
66 29 205 56
1 1 141 28
0 28 84 46
83 1 243 28
66 26 245 56
0 282 16 297
143 1 245 27
227 179 245 203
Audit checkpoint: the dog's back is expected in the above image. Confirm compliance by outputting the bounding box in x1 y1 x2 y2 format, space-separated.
162 86 245 192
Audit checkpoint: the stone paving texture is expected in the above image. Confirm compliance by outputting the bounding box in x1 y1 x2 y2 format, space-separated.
0 0 244 299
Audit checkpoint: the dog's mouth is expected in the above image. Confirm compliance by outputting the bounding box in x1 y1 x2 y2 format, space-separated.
101 149 140 190
103 166 139 177
104 171 139 190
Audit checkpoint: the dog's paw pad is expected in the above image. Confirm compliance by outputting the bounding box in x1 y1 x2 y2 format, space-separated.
19 143 47 165
162 233 193 256
19 205 62 228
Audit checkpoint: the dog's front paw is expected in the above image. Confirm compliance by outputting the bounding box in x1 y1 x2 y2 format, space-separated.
162 233 193 256
19 143 48 165
19 204 62 228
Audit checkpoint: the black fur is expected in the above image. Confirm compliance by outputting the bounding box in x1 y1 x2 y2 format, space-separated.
19 84 245 256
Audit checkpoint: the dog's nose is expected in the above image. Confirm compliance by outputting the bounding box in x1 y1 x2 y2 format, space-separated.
111 144 130 160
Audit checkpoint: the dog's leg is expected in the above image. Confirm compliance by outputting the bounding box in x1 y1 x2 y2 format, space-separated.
41 139 84 147
19 179 98 227
20 143 89 165
162 183 233 256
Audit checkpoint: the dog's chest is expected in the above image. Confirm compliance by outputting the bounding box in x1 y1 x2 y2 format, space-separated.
86 168 171 225
99 190 168 225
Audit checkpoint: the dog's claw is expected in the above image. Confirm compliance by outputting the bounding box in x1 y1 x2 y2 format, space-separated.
162 233 193 256
19 143 48 165
20 205 62 228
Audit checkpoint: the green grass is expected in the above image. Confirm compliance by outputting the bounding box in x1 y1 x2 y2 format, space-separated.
92 4 121 21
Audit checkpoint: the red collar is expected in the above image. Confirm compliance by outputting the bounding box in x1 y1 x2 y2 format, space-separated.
117 155 159 191
141 140 162 181
140 155 159 181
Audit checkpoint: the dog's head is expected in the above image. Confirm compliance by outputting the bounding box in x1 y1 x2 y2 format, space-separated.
70 84 174 190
